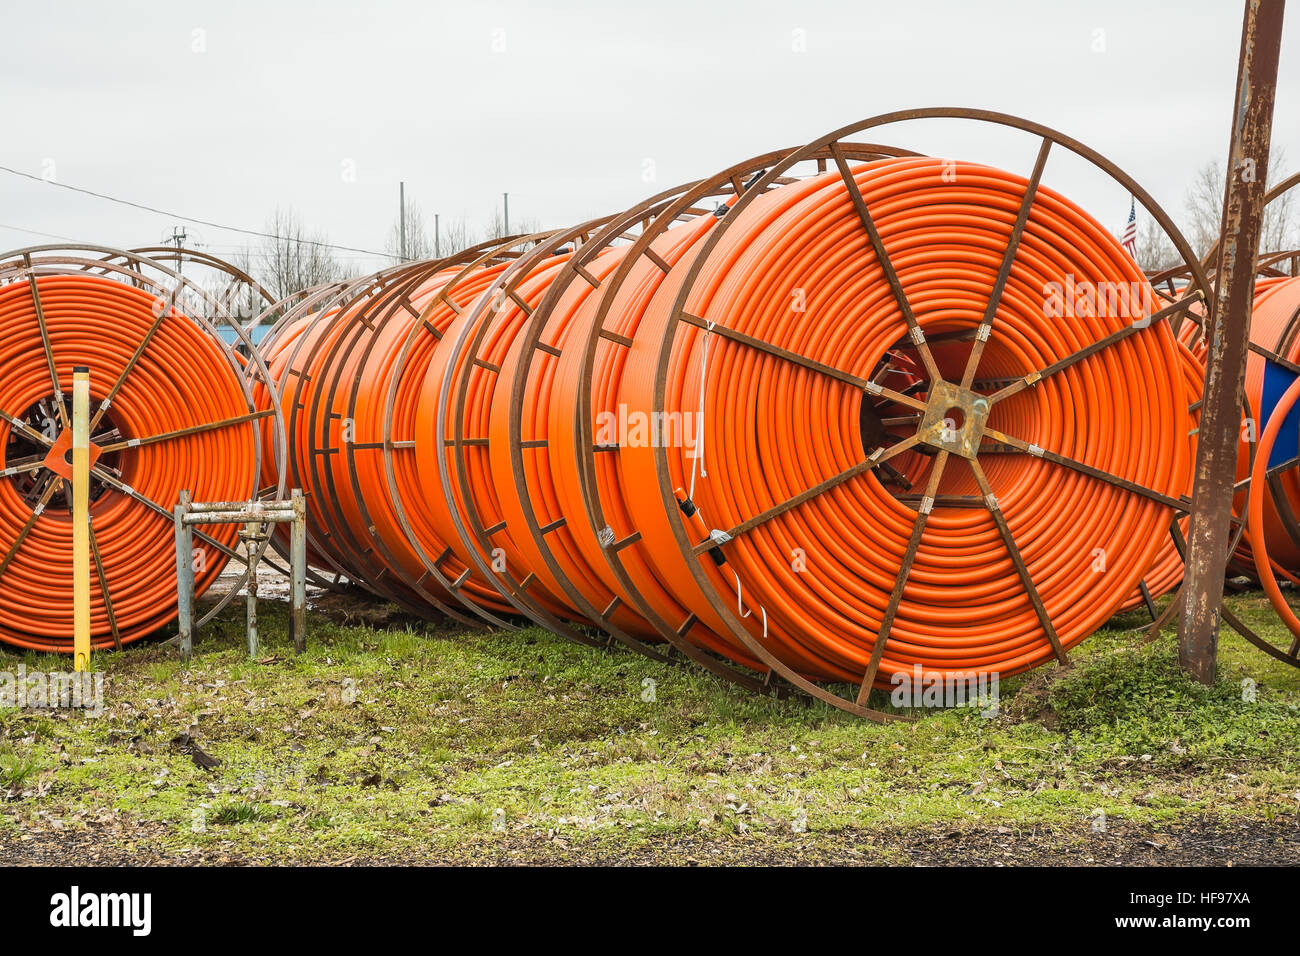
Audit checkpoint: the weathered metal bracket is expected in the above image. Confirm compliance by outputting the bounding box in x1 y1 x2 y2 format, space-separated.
174 489 308 660
914 381 990 460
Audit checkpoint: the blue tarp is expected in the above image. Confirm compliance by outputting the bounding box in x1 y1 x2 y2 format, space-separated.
1261 358 1300 467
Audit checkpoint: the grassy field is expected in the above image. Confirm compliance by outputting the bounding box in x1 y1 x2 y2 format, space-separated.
2 590 1299 865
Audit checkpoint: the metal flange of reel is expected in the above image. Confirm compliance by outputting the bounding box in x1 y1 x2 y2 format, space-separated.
381 233 566 633
302 260 470 615
644 109 1212 721
266 262 468 613
126 245 278 333
547 143 924 701
502 179 750 673
434 225 614 648
0 243 287 645
305 249 544 629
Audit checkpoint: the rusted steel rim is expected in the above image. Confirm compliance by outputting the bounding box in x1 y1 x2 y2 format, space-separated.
0 243 286 630
1150 171 1300 291
562 143 922 699
504 182 711 664
251 281 357 593
266 270 406 591
476 197 733 662
272 263 436 607
649 108 1210 721
438 225 608 646
351 241 533 627
302 259 473 617
128 246 278 331
381 234 552 631
1202 170 1300 273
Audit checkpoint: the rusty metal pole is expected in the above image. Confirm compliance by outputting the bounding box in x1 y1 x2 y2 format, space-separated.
1178 0 1285 684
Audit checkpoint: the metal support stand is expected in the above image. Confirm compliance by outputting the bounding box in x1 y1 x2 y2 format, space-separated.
1177 0 1285 684
173 489 308 661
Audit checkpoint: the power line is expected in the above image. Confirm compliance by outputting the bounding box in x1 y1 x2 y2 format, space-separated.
0 221 83 244
0 164 389 258
0 221 389 264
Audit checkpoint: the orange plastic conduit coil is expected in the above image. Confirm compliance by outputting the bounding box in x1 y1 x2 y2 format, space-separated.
506 219 725 648
420 252 584 626
259 257 529 620
615 156 1191 684
0 273 258 651
1115 338 1203 613
544 210 763 664
269 153 1195 696
404 258 536 619
301 269 463 612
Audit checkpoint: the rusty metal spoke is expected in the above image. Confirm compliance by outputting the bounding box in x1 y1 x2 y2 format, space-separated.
989 292 1203 406
0 408 55 449
676 312 929 413
982 426 1187 512
0 477 61 582
0 459 48 480
830 142 942 385
89 465 245 564
98 409 272 454
690 434 921 558
959 137 1052 391
90 302 175 432
87 515 122 651
1265 454 1300 478
24 262 69 430
856 449 950 704
968 458 1068 663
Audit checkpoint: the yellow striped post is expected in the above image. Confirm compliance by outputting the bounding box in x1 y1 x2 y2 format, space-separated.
72 366 90 672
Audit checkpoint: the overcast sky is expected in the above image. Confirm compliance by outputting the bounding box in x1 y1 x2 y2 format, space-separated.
2 0 1296 270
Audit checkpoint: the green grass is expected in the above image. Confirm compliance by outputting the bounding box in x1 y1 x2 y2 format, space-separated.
0 591 1297 861
207 801 280 827
0 751 40 790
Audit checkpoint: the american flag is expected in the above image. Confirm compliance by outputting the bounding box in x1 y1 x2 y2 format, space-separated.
1121 196 1138 259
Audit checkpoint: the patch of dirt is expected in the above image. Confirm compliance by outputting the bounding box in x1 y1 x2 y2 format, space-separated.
201 556 428 632
5 817 1297 866
996 663 1075 728
305 589 429 631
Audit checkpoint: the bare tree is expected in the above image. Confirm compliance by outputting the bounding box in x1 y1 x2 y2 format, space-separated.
1184 150 1296 259
386 198 433 263
215 246 276 319
483 207 539 242
380 206 547 261
432 209 540 256
255 207 343 299
484 207 509 242
437 216 478 256
1136 215 1182 273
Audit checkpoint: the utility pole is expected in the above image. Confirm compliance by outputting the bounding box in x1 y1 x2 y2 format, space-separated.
435 213 440 258
168 225 187 275
503 192 509 235
399 181 407 262
1177 0 1285 684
